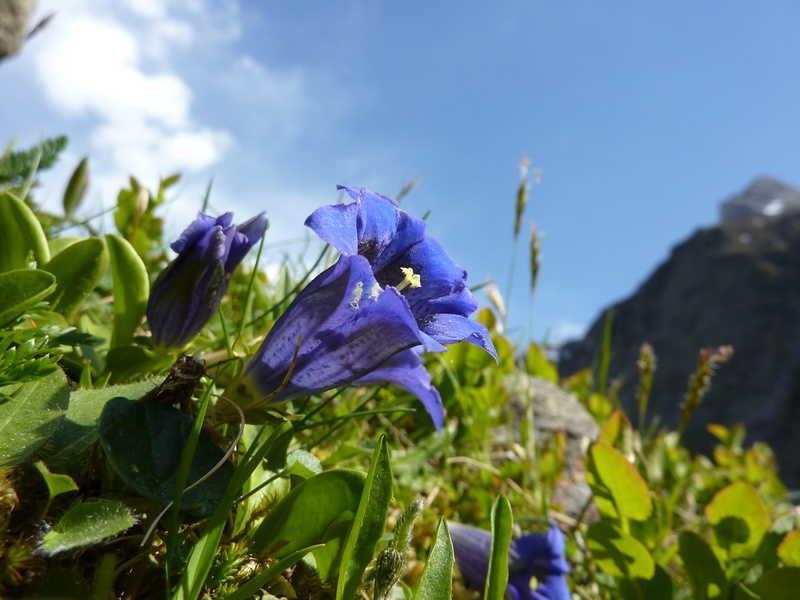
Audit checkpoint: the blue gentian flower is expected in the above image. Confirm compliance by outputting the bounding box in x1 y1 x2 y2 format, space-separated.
305 186 497 359
449 521 571 600
147 211 266 348
238 254 446 427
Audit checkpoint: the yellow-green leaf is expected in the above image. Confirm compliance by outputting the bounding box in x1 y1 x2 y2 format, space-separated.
778 531 800 567
43 237 108 319
105 234 149 347
588 442 652 522
705 481 771 558
587 521 654 579
0 191 50 271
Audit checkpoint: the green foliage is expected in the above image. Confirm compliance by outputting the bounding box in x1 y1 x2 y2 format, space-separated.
43 237 108 319
337 435 393 600
0 368 69 466
706 481 771 558
0 136 67 185
62 157 89 218
99 397 233 516
0 268 56 325
679 531 727 599
0 191 51 271
252 469 364 558
414 520 454 599
39 499 136 555
33 461 78 501
0 144 797 600
105 233 149 347
43 379 159 470
588 441 652 522
484 495 513 600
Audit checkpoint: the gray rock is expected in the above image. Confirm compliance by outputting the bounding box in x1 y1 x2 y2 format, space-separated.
720 176 800 224
560 180 800 484
505 373 598 516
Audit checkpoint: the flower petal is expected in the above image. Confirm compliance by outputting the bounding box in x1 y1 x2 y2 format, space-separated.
421 313 498 360
305 202 360 255
319 185 426 272
354 349 445 428
511 523 570 576
450 523 492 593
244 255 424 400
381 236 467 303
170 212 221 253
225 212 267 272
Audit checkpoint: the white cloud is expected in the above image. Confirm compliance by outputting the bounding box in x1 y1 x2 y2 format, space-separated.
35 15 191 128
30 1 231 193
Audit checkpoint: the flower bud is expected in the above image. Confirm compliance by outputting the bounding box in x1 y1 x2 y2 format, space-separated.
146 211 266 348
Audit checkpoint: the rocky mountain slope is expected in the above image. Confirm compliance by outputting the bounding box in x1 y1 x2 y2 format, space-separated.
560 177 800 484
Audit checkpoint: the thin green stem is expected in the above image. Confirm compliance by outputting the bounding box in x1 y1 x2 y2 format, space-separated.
232 219 269 350
164 383 214 590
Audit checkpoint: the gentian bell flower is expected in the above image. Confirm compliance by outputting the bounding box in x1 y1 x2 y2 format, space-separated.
234 254 446 427
450 521 570 600
305 185 497 359
147 211 266 348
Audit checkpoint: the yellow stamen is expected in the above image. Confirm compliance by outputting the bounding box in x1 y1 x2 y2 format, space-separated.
396 267 422 292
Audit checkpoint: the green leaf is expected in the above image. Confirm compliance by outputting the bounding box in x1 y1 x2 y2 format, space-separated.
39 499 136 555
414 520 454 600
285 448 323 479
749 567 800 600
586 521 655 579
105 234 149 347
588 442 652 522
42 379 159 471
98 397 233 517
33 461 78 500
0 136 67 183
0 269 56 326
705 481 771 558
337 435 394 600
679 531 727 599
484 495 513 600
0 369 70 466
524 342 558 383
48 237 80 255
0 191 50 271
63 157 89 218
251 469 364 557
43 237 108 319
778 532 800 567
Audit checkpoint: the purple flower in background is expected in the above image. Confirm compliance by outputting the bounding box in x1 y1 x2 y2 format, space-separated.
450 521 570 600
238 254 446 427
147 211 266 348
305 185 497 359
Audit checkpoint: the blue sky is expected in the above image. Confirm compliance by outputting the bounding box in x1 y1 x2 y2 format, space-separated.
3 1 800 345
